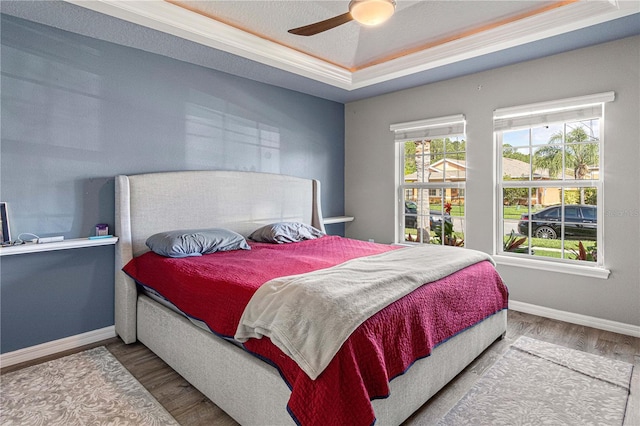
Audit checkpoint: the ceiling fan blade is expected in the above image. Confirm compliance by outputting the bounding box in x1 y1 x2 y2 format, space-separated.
288 12 353 36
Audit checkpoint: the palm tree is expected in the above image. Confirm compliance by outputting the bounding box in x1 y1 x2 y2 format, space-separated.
534 126 599 203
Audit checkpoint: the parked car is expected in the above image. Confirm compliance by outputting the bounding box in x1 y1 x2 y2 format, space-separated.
517 204 597 240
404 201 452 230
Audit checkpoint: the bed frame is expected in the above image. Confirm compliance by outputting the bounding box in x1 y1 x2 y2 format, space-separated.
114 170 507 425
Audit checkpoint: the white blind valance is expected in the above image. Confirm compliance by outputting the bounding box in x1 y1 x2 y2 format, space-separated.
390 114 465 142
494 91 615 132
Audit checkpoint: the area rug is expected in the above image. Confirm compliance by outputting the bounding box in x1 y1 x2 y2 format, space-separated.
438 336 634 425
0 346 179 425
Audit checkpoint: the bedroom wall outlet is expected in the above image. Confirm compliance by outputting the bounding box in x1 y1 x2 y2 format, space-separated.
37 236 64 244
368 239 374 242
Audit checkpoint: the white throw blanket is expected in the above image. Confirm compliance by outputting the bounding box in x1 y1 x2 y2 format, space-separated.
234 244 494 380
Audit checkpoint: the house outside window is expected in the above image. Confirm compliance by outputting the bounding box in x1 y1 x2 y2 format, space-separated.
391 115 466 246
494 92 614 269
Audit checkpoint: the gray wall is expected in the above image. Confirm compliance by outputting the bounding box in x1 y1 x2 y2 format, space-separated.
345 36 640 327
0 15 345 353
1 247 115 353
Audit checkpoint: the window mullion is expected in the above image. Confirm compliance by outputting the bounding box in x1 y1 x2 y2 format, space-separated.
401 182 466 190
501 180 598 188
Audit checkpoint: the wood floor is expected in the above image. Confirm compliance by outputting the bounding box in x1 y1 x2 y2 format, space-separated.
3 310 639 425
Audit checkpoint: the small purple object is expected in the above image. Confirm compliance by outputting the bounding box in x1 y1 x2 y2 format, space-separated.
96 223 109 236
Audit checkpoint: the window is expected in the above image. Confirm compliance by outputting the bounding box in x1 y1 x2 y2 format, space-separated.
495 92 614 267
391 115 466 245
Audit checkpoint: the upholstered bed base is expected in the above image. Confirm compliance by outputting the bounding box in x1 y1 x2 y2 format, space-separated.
115 170 507 425
137 294 506 425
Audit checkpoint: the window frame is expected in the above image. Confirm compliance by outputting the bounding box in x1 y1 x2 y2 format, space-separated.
391 114 467 245
494 92 613 275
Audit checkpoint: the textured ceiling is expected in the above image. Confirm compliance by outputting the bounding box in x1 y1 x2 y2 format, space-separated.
2 0 640 103
173 0 559 71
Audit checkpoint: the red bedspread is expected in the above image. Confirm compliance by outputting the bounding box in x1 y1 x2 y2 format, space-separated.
123 236 508 425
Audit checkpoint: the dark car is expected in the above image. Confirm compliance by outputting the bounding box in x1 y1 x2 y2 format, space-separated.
517 204 597 240
404 201 452 230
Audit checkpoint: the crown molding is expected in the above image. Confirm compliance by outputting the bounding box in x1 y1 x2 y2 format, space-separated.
64 0 353 89
65 0 639 92
351 0 639 88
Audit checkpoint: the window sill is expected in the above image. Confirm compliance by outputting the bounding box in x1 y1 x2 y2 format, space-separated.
493 254 610 279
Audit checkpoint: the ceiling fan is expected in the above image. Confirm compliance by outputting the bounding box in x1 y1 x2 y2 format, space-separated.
288 0 397 36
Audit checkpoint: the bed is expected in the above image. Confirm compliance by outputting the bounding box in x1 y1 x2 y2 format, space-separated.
114 170 508 425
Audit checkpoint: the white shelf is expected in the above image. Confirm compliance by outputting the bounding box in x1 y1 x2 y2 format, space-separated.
0 237 118 256
323 216 355 224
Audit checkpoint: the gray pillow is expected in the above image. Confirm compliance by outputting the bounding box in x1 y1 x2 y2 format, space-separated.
146 228 250 258
248 222 325 244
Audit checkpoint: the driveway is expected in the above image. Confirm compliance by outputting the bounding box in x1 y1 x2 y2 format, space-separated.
504 219 520 236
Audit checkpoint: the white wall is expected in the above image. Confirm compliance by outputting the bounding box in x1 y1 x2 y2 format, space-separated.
345 36 640 327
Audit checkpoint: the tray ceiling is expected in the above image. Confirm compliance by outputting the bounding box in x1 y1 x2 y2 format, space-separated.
3 0 639 102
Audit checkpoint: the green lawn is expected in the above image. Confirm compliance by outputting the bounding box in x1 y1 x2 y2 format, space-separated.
405 204 597 262
429 204 464 216
511 237 587 250
427 204 540 219
406 230 591 251
502 205 545 219
501 235 596 261
404 227 596 261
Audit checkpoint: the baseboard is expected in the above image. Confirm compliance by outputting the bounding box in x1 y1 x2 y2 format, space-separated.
509 300 640 338
0 326 117 368
2 304 637 367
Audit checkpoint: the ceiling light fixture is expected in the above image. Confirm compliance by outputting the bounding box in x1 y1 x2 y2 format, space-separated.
349 0 397 26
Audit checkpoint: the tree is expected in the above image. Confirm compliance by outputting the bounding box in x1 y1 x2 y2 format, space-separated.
502 176 529 205
533 126 599 203
502 144 531 163
404 142 417 175
534 126 598 179
430 138 466 162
